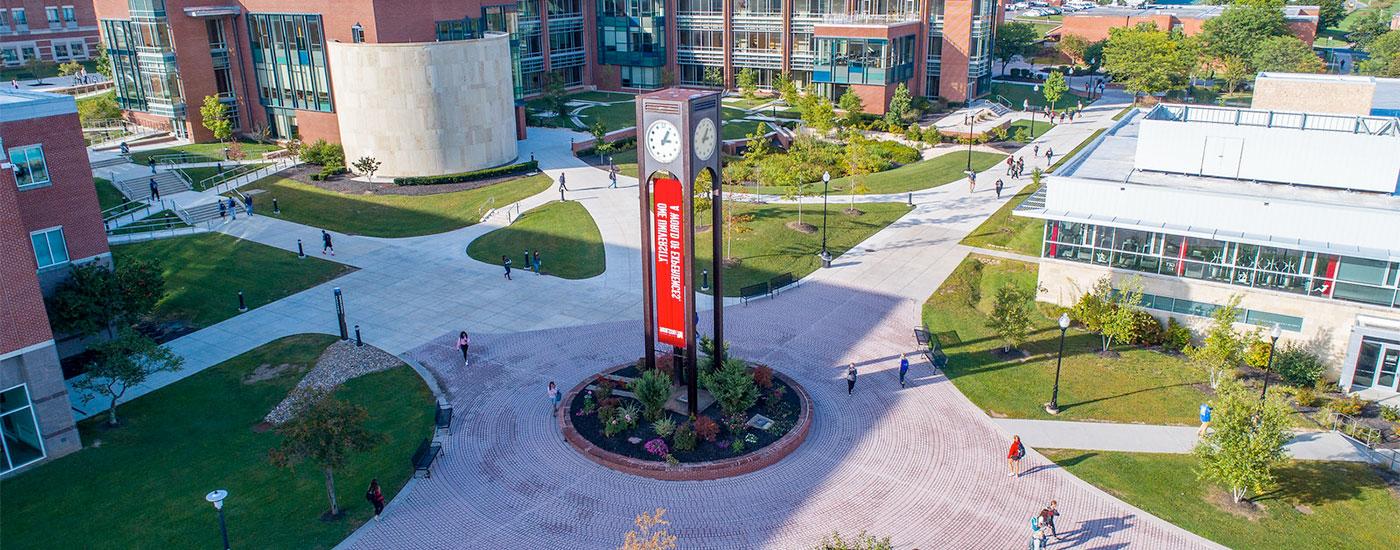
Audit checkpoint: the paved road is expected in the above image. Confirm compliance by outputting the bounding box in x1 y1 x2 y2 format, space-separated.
995 418 1376 462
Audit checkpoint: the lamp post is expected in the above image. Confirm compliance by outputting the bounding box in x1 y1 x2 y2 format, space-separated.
205 489 230 550
1046 313 1071 415
964 113 974 171
1024 99 1037 142
1259 324 1282 401
1031 84 1041 139
819 171 831 268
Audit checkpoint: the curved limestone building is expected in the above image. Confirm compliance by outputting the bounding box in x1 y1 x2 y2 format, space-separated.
327 33 517 178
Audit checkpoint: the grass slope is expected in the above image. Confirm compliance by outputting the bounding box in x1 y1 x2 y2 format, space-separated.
467 200 606 279
0 334 434 550
959 181 1044 257
129 140 281 165
94 176 126 211
238 174 552 237
830 150 1006 194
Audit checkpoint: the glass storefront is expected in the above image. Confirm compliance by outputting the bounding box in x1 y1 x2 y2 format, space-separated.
1 384 46 474
1352 338 1400 392
812 35 916 87
1043 220 1400 309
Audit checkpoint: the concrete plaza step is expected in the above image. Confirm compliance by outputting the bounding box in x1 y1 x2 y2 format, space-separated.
115 171 190 202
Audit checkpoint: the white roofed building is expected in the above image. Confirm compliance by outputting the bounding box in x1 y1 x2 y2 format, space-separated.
1014 102 1400 400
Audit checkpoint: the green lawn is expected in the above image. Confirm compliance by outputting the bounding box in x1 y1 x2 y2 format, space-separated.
722 120 767 141
991 82 1084 111
697 201 912 296
129 140 282 165
830 150 1006 194
94 176 127 211
959 181 1044 257
577 101 638 132
723 96 774 110
112 233 353 329
607 147 639 179
238 174 552 237
1112 107 1135 121
721 107 751 121
1 59 100 81
0 334 434 550
568 90 635 103
181 163 271 190
923 255 1212 425
1006 119 1056 141
109 210 189 236
466 200 605 279
1043 450 1400 550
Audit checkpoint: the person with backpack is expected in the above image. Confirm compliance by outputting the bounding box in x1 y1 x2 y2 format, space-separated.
502 255 513 280
533 250 542 275
846 364 858 395
995 179 1005 199
1039 501 1061 540
1008 434 1026 477
226 196 238 220
1045 147 1055 165
148 177 161 201
321 229 334 255
1029 514 1045 550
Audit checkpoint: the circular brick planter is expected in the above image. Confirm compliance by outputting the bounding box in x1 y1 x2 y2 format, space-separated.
559 365 813 481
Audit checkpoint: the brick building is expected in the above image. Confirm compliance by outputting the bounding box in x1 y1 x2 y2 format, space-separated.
91 0 1004 144
1 88 109 474
1055 4 1319 45
0 1 102 68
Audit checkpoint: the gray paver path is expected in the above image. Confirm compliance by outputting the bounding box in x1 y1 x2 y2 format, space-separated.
994 419 1375 462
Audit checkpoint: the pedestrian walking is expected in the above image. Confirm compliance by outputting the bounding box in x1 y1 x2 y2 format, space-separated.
503 255 513 280
1029 514 1045 550
1039 501 1061 540
148 157 157 174
148 177 160 201
1045 147 1055 165
457 331 470 366
1197 402 1212 436
10 79 17 89
218 200 227 219
967 171 976 193
244 194 254 216
548 381 561 410
227 197 238 220
1007 434 1026 477
1005 156 1015 175
321 229 334 255
609 169 618 189
846 364 858 395
898 353 909 388
1033 144 1040 158
995 179 1004 199
533 250 542 275
365 479 386 520
119 142 130 156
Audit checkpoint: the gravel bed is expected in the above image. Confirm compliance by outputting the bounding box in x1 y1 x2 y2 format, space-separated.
264 340 405 424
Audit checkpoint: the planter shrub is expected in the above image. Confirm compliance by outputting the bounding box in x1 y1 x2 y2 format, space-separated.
1274 346 1325 387
392 160 538 186
869 139 920 165
1163 318 1192 353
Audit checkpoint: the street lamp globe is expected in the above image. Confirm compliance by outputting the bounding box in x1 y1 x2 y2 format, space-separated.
1270 323 1282 341
822 171 830 184
206 489 227 510
1058 312 1071 330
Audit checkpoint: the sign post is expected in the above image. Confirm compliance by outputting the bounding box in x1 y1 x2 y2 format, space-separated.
636 89 724 417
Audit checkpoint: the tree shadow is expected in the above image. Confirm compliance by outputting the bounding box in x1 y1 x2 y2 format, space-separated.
1054 515 1137 549
1250 461 1386 507
1055 382 1199 413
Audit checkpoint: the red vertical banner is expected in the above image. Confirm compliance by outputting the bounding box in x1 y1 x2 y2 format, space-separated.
653 178 688 348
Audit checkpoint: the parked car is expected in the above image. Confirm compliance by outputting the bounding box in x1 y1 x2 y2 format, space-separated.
1009 2 1030 9
1029 1 1049 6
1023 8 1046 16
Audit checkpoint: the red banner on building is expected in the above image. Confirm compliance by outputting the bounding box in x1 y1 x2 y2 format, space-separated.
654 178 687 348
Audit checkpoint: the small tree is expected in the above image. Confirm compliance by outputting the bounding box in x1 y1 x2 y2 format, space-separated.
1218 55 1253 94
48 259 165 338
660 67 677 87
1099 277 1146 352
703 66 725 88
621 508 678 550
1103 23 1190 102
1186 295 1247 389
1059 34 1092 66
26 57 47 85
72 329 183 426
813 531 893 550
540 72 570 120
200 95 234 143
993 22 1040 75
842 138 880 210
837 89 864 128
589 120 610 163
94 46 114 79
352 156 381 179
629 369 673 421
987 285 1033 352
736 68 759 98
723 201 754 261
1070 276 1114 349
59 61 84 79
803 96 837 134
884 83 912 127
269 389 386 517
700 358 759 419
1194 381 1291 503
1041 71 1069 111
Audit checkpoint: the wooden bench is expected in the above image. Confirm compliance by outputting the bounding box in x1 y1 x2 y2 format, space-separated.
412 439 442 478
435 402 453 436
914 327 948 369
769 272 795 296
740 282 770 305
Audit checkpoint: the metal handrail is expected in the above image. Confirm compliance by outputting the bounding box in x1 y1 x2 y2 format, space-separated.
478 196 496 220
196 161 263 190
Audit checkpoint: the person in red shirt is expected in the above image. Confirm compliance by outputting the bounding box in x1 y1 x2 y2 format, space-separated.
1007 435 1026 477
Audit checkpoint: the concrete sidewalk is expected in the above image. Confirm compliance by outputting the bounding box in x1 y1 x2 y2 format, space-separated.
994 418 1376 462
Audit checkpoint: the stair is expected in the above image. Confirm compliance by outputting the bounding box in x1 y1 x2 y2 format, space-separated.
972 99 1014 118
89 156 128 169
115 171 190 202
178 197 245 226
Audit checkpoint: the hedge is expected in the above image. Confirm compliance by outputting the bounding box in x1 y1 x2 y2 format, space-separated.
576 137 637 159
392 160 539 186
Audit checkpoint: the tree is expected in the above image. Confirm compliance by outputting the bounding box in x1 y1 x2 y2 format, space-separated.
737 68 759 98
1252 36 1324 73
722 200 754 261
884 83 912 126
200 95 233 143
813 531 893 550
351 156 381 179
269 389 386 517
25 56 47 85
803 96 837 134
589 120 610 164
72 329 183 426
1186 295 1248 389
993 22 1040 75
773 71 793 103
1218 55 1253 94
1103 23 1190 101
94 46 113 79
1099 278 1146 352
779 75 802 108
700 358 759 419
620 508 677 550
629 368 673 421
1358 31 1400 77
1200 2 1288 69
1041 71 1068 110
660 67 677 87
1348 10 1392 49
987 285 1033 352
58 61 84 79
1312 0 1345 30
703 66 724 88
1059 34 1092 66
1193 381 1292 503
540 72 570 120
837 89 864 128
842 138 880 210
48 259 165 339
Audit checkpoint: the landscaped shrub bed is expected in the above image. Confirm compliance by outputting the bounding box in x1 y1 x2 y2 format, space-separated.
568 355 801 464
392 161 539 186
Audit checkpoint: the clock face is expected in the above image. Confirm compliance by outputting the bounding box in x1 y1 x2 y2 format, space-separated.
694 118 717 161
646 120 682 164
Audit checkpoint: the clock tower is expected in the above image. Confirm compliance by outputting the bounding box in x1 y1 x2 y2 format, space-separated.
636 88 724 417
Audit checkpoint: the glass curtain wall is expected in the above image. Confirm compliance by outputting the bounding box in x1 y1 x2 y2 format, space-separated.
101 2 183 122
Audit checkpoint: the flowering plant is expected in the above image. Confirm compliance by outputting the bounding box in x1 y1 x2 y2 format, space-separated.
744 433 758 445
644 438 669 457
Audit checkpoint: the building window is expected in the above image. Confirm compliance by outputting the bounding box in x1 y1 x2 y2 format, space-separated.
0 384 47 474
248 13 334 113
352 22 364 43
63 6 77 26
8 144 50 188
30 227 69 269
46 7 60 28
13 8 27 30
